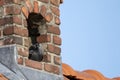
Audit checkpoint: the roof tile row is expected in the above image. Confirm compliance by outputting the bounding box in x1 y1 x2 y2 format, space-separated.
62 63 120 80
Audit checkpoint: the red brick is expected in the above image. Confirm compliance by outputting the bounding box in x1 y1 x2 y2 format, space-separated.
47 25 60 35
0 0 4 6
47 44 55 53
37 34 51 43
50 0 60 6
13 0 21 4
14 27 28 37
47 44 61 55
5 0 14 4
5 5 21 15
51 6 60 16
5 6 13 15
25 59 42 70
4 37 14 45
22 6 29 18
0 41 4 46
34 1 39 13
4 36 22 45
54 46 61 55
13 16 22 25
44 63 60 74
0 18 5 26
45 13 53 22
13 5 21 14
17 57 23 65
39 0 49 3
43 53 51 62
18 47 29 57
40 5 47 17
3 26 14 35
25 0 33 12
23 29 28 36
0 17 13 26
54 56 61 65
4 17 13 24
3 26 28 37
55 17 61 25
53 36 61 45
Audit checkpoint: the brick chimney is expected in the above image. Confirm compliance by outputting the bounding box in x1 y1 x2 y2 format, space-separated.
0 0 63 80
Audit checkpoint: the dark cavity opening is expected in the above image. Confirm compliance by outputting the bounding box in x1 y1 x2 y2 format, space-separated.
26 12 45 61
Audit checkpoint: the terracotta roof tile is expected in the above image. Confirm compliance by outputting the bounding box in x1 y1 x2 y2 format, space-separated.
76 71 95 80
83 70 106 80
62 63 120 80
62 63 77 77
0 74 8 80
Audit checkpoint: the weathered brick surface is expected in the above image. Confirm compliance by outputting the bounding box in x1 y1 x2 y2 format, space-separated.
1 0 62 76
0 17 13 26
25 59 42 70
33 1 39 13
55 17 61 25
14 27 28 37
0 41 4 46
3 26 28 37
47 44 61 55
0 18 5 26
12 36 23 45
43 53 51 62
54 56 61 65
5 5 21 15
13 0 22 4
54 46 61 55
0 0 4 6
47 44 55 53
53 36 61 45
51 6 60 16
4 36 23 45
17 57 23 65
5 0 14 4
37 34 51 43
18 47 29 57
44 63 60 74
50 0 60 6
47 25 60 35
13 16 22 25
40 5 47 17
3 26 14 35
45 13 53 22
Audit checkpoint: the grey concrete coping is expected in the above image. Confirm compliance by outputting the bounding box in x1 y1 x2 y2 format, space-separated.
0 44 63 80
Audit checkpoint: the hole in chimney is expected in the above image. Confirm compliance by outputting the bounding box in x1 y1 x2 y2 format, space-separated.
26 12 45 62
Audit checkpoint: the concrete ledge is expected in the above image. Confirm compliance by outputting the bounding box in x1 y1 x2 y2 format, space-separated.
20 66 63 80
0 45 63 80
0 45 27 80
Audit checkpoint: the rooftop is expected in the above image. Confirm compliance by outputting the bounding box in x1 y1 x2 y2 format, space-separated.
62 63 120 80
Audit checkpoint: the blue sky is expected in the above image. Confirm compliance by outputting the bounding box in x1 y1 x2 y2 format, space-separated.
60 0 120 78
